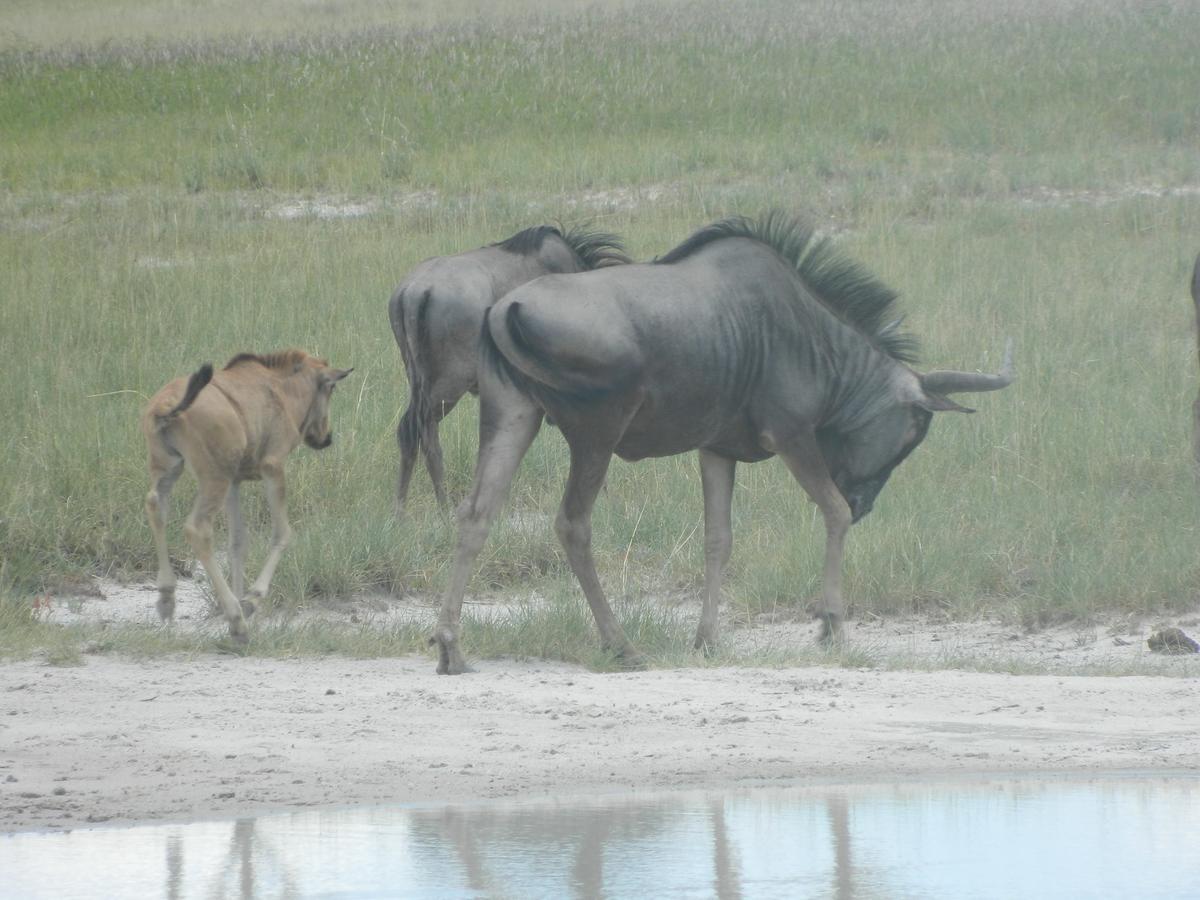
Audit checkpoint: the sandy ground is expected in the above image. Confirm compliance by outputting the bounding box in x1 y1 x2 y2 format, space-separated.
3 580 1198 833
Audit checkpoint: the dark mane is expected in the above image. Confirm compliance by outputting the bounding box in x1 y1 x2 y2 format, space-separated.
493 224 631 271
656 211 918 363
224 349 319 371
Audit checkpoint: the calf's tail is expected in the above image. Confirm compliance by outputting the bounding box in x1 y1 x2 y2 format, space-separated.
158 363 213 422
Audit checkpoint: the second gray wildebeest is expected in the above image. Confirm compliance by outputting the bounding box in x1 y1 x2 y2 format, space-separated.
388 224 629 512
430 211 1014 674
142 350 352 643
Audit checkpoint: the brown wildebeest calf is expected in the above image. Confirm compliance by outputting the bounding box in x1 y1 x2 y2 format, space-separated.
142 350 352 643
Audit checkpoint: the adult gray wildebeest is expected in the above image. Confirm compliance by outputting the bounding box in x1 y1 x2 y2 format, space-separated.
142 350 352 643
388 224 630 512
430 212 1014 674
1192 253 1200 468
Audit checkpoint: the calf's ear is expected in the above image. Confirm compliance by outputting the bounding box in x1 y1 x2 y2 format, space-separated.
322 367 354 386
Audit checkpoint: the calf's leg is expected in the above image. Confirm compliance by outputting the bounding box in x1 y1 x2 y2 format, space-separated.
184 477 249 643
244 460 291 611
225 482 249 611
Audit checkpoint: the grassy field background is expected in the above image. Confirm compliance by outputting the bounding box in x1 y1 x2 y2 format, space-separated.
2 0 1199 662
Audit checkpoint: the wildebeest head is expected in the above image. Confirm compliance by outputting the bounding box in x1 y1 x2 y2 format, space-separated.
820 341 1014 523
299 361 354 450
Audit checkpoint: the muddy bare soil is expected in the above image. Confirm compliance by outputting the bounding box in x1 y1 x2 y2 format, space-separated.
2 580 1198 833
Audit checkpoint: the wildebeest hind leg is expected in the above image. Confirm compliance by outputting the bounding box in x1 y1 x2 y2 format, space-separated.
422 395 459 511
395 405 422 515
776 433 852 644
556 437 644 668
433 378 543 674
695 450 736 653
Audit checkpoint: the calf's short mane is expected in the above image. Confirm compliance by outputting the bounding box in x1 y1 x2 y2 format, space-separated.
224 349 322 372
493 224 631 271
656 211 919 363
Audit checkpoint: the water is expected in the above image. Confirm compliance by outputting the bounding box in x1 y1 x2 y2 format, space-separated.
4 775 1198 899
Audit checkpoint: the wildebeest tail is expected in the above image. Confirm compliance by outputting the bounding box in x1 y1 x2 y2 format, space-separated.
158 363 212 421
392 287 435 458
482 302 611 405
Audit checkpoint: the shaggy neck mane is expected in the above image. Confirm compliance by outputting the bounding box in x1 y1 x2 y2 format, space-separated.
224 349 317 372
493 224 631 271
656 211 919 363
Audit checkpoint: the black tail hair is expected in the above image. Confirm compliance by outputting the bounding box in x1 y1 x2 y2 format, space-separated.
396 289 434 460
160 363 212 419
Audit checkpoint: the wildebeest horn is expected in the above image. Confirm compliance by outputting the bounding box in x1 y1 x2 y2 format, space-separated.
921 338 1015 394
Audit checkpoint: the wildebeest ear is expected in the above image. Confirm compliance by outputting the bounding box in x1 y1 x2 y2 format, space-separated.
917 392 974 414
323 367 353 384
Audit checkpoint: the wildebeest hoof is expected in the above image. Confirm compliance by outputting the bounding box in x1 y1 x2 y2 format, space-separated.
229 627 250 646
693 629 718 655
816 613 845 645
612 647 648 671
156 591 176 622
431 631 472 675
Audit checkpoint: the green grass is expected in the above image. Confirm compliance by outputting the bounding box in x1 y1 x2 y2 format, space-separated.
2 0 1200 667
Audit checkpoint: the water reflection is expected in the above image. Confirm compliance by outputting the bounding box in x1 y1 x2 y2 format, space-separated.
5 776 1200 899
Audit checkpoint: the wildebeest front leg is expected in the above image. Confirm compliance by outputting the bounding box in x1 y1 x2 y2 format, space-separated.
557 438 644 667
695 450 736 653
145 455 184 622
184 477 249 643
244 461 292 615
433 378 543 674
777 433 852 643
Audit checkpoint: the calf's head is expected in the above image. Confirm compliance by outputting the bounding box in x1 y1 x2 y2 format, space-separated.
298 360 354 450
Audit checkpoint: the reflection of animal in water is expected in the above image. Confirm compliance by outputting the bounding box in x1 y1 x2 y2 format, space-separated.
213 818 300 899
827 795 853 900
1191 254 1200 467
710 800 743 900
141 350 352 643
388 224 630 512
161 819 300 899
408 800 695 897
432 211 1014 674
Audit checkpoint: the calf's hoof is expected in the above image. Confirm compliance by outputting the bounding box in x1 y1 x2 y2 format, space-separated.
241 590 262 619
431 630 473 675
693 627 718 656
